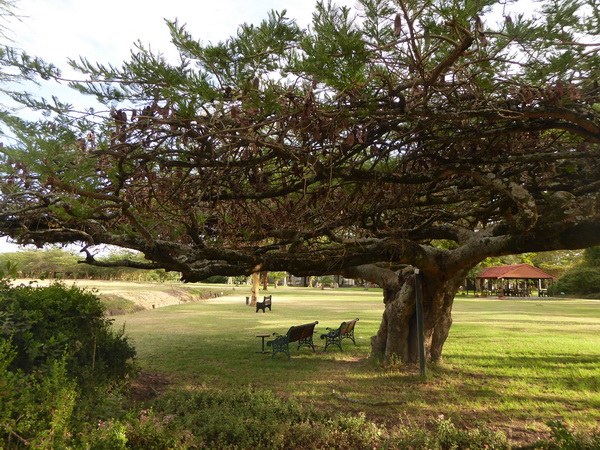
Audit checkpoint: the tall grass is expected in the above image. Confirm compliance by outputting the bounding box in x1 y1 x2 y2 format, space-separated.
112 287 600 439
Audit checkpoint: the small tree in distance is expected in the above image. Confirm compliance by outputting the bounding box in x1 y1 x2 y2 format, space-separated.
269 271 287 288
0 0 599 365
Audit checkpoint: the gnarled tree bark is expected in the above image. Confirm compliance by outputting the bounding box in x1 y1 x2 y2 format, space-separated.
342 264 470 365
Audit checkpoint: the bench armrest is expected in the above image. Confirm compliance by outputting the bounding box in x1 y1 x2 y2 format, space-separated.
267 334 289 346
320 329 339 339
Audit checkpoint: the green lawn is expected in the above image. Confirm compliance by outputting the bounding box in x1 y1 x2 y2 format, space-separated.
112 286 600 441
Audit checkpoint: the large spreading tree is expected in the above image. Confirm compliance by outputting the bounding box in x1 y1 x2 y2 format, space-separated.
1 0 599 364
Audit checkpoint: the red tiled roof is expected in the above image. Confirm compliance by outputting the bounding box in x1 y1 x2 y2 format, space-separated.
476 263 557 280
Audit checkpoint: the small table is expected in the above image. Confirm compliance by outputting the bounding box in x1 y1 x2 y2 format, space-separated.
255 333 271 354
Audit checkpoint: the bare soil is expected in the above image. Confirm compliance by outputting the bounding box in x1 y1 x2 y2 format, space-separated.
126 370 174 403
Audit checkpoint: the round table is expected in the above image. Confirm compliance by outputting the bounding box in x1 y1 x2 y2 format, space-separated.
255 333 271 354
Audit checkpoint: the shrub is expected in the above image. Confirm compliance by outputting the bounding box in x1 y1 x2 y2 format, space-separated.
0 282 137 447
387 417 509 449
146 388 510 449
149 387 384 449
543 420 600 449
0 340 79 448
556 267 600 295
202 275 228 284
0 282 137 389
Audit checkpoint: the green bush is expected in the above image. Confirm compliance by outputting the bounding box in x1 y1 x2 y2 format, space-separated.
202 275 228 283
386 417 509 449
148 387 383 449
145 388 510 449
542 420 600 449
556 267 600 295
0 282 137 447
0 340 79 448
0 282 137 388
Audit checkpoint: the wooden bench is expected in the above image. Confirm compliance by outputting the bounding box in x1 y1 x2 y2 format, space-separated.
256 295 272 313
320 318 359 352
267 321 318 361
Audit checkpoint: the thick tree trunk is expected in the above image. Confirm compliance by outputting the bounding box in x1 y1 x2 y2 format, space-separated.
369 267 467 365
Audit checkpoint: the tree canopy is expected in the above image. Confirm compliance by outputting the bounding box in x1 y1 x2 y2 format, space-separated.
0 0 599 363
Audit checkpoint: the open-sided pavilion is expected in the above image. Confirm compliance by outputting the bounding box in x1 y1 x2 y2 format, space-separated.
476 263 558 297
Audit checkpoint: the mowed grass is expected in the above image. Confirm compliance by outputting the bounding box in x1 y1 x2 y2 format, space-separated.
112 286 600 439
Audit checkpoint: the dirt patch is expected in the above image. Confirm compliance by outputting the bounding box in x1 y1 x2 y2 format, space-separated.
98 287 199 310
126 371 174 403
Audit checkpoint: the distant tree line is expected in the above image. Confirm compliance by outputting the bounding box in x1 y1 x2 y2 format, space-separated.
556 247 600 297
0 249 180 282
0 249 290 286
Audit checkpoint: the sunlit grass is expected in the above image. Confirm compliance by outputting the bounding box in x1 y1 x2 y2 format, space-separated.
112 286 600 436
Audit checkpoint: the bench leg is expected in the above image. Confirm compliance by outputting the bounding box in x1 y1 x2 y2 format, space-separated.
323 336 338 352
270 343 291 361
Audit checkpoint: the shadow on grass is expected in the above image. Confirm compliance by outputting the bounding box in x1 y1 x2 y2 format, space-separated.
113 289 600 435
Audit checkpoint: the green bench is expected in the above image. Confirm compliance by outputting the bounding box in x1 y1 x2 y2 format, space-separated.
267 321 318 361
320 318 359 351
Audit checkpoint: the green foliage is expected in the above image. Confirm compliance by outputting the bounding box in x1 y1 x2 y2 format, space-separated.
144 388 509 449
557 267 600 296
532 250 584 277
0 346 80 448
297 1 367 90
202 275 228 283
388 416 509 449
543 420 600 449
96 387 596 449
0 282 137 447
269 271 288 285
0 249 80 279
583 246 600 267
0 248 181 282
0 282 137 388
0 260 17 283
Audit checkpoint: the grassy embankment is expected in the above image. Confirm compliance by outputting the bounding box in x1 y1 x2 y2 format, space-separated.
111 285 600 443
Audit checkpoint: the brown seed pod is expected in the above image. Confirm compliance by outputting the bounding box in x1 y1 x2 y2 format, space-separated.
394 13 402 37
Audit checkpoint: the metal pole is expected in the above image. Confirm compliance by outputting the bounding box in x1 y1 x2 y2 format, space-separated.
414 268 426 378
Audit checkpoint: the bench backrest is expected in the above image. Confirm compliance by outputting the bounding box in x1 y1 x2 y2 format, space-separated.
287 321 318 343
263 295 272 305
339 318 359 336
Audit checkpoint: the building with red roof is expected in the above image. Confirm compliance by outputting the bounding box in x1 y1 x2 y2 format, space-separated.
476 263 557 297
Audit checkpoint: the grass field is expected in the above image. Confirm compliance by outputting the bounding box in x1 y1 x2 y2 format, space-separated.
110 285 600 444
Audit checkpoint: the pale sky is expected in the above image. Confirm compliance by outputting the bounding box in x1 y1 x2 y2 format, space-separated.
11 0 358 69
1 0 359 253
